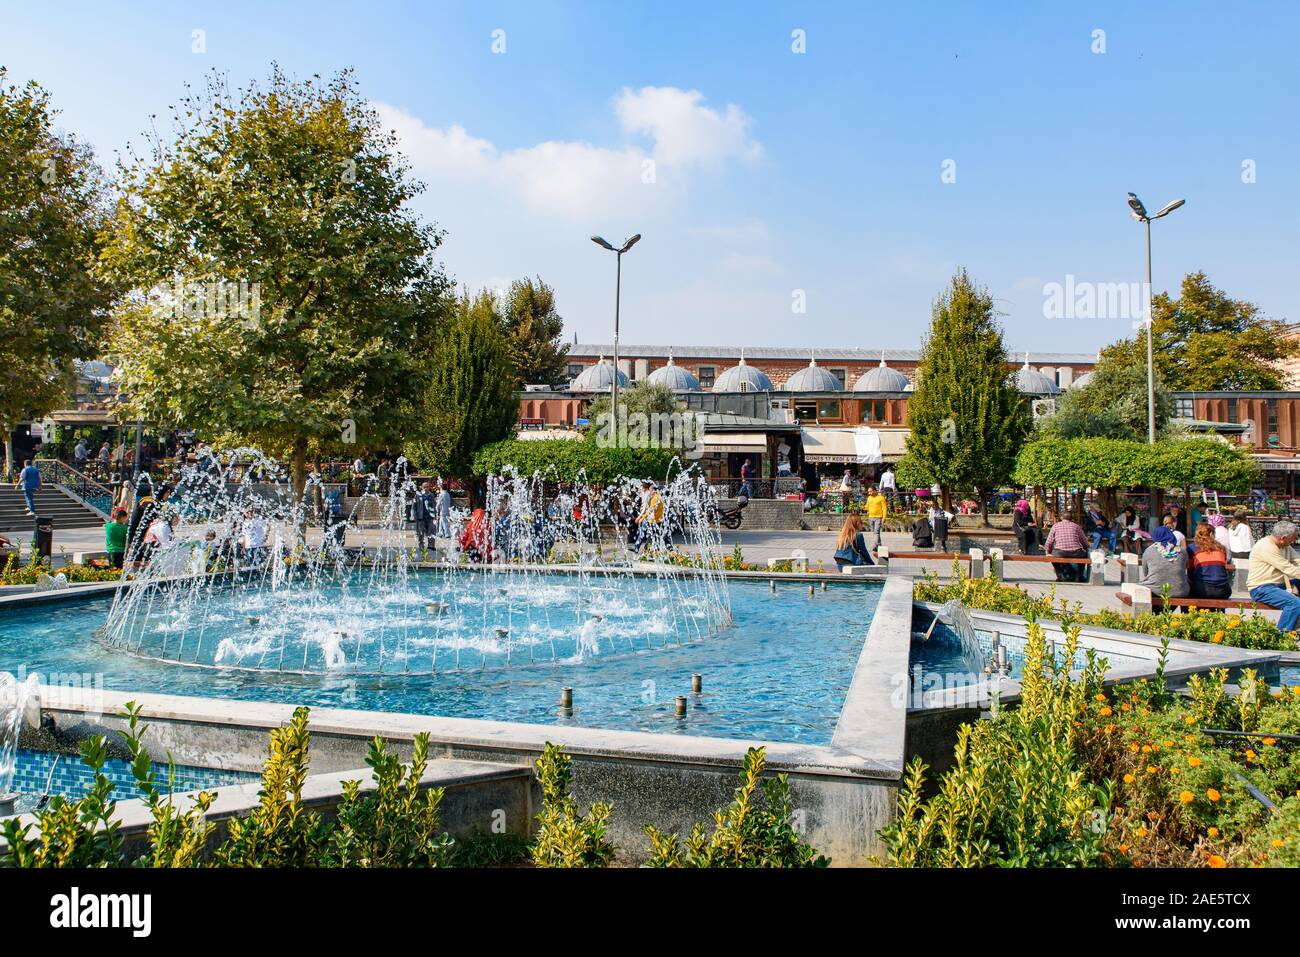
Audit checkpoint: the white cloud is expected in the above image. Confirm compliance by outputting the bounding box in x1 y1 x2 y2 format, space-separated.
372 87 760 221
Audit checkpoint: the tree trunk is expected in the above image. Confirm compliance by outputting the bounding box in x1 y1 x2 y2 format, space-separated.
1 421 11 482
979 486 990 526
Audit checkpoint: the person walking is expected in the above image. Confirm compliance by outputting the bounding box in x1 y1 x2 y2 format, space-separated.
1139 526 1190 598
1228 510 1254 562
865 485 887 550
436 480 452 538
838 471 854 511
879 466 897 504
14 459 41 515
74 438 88 471
833 514 875 568
739 458 754 499
1044 510 1089 582
412 481 436 553
1247 520 1300 634
97 441 111 479
1187 523 1232 600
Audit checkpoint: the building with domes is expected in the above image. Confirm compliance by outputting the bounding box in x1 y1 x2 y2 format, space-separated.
782 356 843 392
644 354 700 392
712 355 775 393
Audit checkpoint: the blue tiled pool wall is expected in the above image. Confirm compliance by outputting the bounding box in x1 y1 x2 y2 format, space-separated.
7 748 258 801
914 619 1143 685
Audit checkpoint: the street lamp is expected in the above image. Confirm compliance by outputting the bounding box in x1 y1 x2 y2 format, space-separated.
1126 192 1185 444
590 233 641 445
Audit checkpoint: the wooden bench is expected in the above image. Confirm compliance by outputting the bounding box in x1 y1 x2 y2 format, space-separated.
1115 591 1275 613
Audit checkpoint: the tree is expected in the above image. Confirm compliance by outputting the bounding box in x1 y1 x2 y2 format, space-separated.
99 68 448 499
905 269 1029 519
1036 359 1174 441
0 69 117 476
501 276 569 385
406 291 519 480
1100 271 1295 390
584 381 677 422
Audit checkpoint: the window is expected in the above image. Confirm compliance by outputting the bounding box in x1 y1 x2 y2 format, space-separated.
1174 398 1194 419
1226 398 1238 423
861 399 887 423
567 363 585 380
817 399 841 420
828 367 848 389
794 401 819 421
698 366 716 389
1268 398 1279 445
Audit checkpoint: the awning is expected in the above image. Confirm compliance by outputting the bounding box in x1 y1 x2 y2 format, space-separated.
802 427 882 464
702 431 768 453
878 429 909 461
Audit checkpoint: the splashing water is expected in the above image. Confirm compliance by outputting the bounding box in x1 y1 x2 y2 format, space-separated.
1 672 39 801
938 600 987 675
99 450 733 675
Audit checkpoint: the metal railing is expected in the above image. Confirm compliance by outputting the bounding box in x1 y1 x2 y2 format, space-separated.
34 458 114 517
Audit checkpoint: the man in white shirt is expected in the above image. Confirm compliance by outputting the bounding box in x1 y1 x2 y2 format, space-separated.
879 466 896 503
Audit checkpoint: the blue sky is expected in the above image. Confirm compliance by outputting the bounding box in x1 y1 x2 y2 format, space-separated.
4 0 1297 354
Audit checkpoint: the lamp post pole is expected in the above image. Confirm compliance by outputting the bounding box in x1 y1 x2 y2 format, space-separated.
1126 193 1184 445
591 234 641 448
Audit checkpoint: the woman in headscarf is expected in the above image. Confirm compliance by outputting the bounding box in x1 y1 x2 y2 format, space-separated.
1011 498 1038 555
1139 526 1190 598
1206 512 1232 553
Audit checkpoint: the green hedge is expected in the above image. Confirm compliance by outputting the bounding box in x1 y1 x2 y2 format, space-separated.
471 438 681 483
1013 437 1258 492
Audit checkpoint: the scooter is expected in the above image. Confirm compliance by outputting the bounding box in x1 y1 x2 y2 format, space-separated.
715 495 748 530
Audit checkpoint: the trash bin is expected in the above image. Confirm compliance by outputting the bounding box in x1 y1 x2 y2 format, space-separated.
34 514 53 560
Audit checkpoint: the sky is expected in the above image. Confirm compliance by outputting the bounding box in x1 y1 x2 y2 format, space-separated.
3 0 1297 355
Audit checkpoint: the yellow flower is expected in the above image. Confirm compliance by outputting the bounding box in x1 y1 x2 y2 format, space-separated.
1123 773 1136 784
1147 765 1160 774
1141 744 1153 753
1213 630 1225 641
1207 788 1221 802
1263 737 1277 747
1273 839 1286 848
1180 790 1195 803
1100 706 1113 717
1245 749 1256 762
1170 767 1180 776
1183 716 1196 725
1129 743 1140 753
1227 619 1240 628
1136 826 1149 838
1162 740 1174 748
1207 854 1226 868
1188 756 1202 767
1207 826 1219 837
1094 693 1107 702
1119 843 1130 854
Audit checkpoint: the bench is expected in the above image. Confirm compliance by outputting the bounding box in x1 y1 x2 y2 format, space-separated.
878 547 1106 583
1115 590 1274 613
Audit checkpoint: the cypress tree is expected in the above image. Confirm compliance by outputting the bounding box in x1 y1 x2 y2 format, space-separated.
905 269 1029 520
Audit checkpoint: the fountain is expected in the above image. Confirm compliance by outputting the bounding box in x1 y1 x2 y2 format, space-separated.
0 671 39 814
98 450 733 676
936 600 987 675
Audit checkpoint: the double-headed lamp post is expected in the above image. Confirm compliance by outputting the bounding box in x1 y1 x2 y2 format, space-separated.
590 234 641 445
1126 192 1185 444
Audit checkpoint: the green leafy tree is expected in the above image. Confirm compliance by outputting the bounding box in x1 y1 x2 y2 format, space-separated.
501 276 569 385
1038 359 1174 441
905 269 1029 518
0 68 117 476
406 290 519 479
585 380 677 422
472 437 677 483
1100 271 1295 390
99 68 448 498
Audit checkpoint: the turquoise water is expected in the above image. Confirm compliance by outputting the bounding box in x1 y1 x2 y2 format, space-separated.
912 622 1146 686
0 576 881 745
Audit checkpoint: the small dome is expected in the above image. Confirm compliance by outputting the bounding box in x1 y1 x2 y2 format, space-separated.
783 355 843 392
646 355 701 391
713 356 774 393
1014 355 1060 395
1070 371 1094 390
569 357 629 392
853 354 910 392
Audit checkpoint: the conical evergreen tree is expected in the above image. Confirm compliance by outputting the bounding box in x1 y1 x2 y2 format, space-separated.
905 269 1029 518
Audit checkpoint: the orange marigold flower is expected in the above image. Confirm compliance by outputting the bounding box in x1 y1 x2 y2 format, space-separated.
1136 826 1149 837
1207 826 1219 837
1207 788 1221 802
1213 630 1225 641
1207 855 1226 868
1123 773 1136 784
1273 839 1285 848
1129 743 1140 753
1183 716 1196 725
1245 749 1256 762
1147 765 1160 774
1263 737 1277 747
1188 756 1202 767
1100 707 1113 717
1180 790 1195 803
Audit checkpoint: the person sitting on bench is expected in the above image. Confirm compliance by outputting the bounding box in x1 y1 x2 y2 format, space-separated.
1187 522 1232 600
1140 526 1190 598
833 514 875 568
1011 499 1038 555
1246 520 1300 633
1044 511 1089 582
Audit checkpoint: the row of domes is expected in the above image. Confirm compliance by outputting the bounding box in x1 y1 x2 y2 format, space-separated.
571 352 1068 396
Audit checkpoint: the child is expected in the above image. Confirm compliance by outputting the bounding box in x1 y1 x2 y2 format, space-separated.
105 507 128 569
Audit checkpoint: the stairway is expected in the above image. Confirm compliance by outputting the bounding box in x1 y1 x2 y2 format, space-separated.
0 485 106 535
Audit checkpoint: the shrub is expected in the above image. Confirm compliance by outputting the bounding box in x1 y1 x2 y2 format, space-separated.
880 623 1114 866
328 733 453 867
643 746 829 868
530 742 615 868
211 707 331 867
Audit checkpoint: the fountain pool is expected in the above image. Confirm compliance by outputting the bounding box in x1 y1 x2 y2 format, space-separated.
0 574 882 745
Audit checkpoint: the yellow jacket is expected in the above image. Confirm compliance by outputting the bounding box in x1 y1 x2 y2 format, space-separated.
639 492 665 524
866 493 887 519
